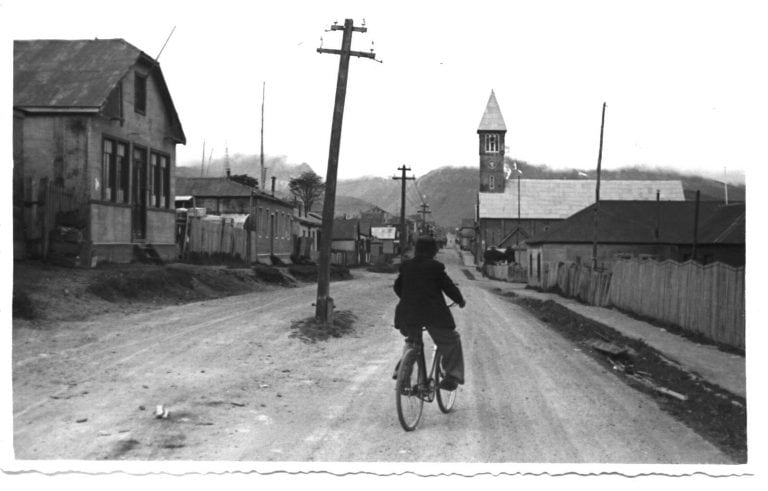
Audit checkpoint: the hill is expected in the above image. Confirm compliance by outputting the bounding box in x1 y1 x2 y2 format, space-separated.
178 155 745 230
334 160 745 230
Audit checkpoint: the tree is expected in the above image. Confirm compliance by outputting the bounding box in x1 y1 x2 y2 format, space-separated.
228 174 259 189
288 170 324 216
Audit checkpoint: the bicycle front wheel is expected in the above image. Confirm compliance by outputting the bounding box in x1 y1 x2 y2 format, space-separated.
395 350 424 431
435 351 457 413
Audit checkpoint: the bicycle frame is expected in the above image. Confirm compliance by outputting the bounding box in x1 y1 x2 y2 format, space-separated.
407 334 440 403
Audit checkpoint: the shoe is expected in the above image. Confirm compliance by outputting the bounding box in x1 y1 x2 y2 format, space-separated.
438 377 458 391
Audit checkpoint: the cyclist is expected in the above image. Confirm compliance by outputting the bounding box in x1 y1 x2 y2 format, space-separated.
393 236 466 391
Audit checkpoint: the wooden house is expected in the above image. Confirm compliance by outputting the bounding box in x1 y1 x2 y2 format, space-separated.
525 200 745 285
331 218 372 266
13 39 186 265
293 210 322 260
175 176 294 261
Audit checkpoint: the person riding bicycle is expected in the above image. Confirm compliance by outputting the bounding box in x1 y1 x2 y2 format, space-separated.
393 236 466 391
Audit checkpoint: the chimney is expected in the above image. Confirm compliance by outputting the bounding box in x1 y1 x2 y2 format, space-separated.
271 176 276 196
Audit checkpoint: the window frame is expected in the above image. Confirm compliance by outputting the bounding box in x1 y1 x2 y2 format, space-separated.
485 133 499 153
134 72 147 115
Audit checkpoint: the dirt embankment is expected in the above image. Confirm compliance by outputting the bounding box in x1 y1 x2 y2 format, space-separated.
11 260 351 326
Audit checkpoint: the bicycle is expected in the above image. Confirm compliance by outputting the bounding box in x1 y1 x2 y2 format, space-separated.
395 319 458 431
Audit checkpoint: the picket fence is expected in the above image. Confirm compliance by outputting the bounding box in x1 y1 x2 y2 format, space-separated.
609 259 745 350
536 259 745 350
187 217 250 259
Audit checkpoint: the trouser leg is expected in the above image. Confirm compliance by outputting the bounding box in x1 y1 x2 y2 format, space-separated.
426 327 464 385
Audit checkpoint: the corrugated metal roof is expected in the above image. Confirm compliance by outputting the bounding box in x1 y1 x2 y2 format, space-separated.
527 201 744 245
477 90 507 131
479 179 685 219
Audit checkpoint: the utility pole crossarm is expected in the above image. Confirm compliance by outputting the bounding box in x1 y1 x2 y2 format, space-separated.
317 48 377 59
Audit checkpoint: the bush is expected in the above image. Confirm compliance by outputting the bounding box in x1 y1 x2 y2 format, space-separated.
287 264 351 282
252 263 289 284
12 289 35 319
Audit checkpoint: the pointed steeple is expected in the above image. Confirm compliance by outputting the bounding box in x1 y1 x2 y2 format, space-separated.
478 90 507 132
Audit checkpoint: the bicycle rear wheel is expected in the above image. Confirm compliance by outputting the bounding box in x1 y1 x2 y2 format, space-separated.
435 351 457 413
395 350 424 431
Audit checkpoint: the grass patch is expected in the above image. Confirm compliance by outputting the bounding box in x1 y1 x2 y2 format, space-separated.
289 310 358 343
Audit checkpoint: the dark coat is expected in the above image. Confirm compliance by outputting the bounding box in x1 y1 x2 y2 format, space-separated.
393 256 464 331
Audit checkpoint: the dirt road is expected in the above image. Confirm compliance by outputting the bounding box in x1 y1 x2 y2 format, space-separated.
12 250 733 463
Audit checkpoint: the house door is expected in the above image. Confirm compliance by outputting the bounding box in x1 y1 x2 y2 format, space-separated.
131 146 148 240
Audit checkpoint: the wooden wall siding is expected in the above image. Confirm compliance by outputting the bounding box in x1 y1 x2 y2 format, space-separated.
609 259 745 350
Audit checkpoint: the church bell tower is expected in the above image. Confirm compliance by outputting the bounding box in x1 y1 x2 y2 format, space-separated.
478 90 507 193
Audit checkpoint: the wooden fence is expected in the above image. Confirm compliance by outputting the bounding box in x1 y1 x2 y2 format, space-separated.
609 259 745 349
18 178 85 259
186 217 256 261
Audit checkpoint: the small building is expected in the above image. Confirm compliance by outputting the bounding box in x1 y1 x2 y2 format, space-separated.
176 176 294 261
293 210 322 260
331 218 371 266
13 39 186 265
525 200 745 285
370 226 398 263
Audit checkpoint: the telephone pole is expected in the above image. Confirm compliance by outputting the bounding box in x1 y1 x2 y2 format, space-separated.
315 18 377 324
393 165 415 258
260 82 266 191
418 203 431 235
591 102 607 270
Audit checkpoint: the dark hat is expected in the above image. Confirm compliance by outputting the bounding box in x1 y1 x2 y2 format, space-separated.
415 236 437 258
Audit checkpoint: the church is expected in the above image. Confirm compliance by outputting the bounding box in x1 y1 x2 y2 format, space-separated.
474 91 686 264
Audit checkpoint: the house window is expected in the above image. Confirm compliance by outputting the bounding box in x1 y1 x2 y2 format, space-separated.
161 155 170 208
135 73 147 114
149 153 157 206
485 134 499 153
149 151 171 208
102 139 115 201
489 175 495 190
117 141 129 203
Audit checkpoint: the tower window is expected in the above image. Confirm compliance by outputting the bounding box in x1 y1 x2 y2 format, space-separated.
489 175 495 190
485 134 499 153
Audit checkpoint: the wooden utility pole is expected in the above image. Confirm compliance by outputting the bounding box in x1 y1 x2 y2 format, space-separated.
200 140 206 177
260 82 266 191
514 161 522 246
393 165 415 257
591 102 607 270
418 202 431 235
692 190 700 262
315 18 377 323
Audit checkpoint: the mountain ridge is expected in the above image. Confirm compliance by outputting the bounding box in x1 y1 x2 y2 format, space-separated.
178 157 745 229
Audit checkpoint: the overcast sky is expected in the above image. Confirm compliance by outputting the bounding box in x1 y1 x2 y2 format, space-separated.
3 0 766 182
